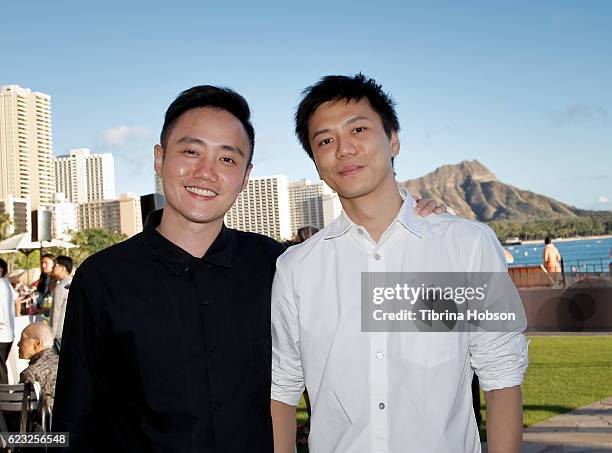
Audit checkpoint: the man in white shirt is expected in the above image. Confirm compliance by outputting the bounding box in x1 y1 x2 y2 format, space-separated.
0 258 15 384
270 74 529 453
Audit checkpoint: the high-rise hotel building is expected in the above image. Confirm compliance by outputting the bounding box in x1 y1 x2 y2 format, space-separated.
0 85 54 210
53 148 116 204
225 175 291 241
288 179 327 235
77 193 143 237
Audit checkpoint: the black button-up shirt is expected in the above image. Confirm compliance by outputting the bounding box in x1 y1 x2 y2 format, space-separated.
53 210 285 452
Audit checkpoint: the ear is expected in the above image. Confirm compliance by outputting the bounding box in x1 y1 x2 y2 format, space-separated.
390 131 400 158
154 144 164 177
242 163 253 191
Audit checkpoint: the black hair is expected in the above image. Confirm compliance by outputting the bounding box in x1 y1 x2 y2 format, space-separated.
297 226 319 243
160 85 255 164
0 258 7 278
295 73 400 160
544 237 552 245
55 255 74 275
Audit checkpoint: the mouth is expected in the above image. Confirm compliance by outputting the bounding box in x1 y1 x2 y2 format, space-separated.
338 165 364 177
185 186 218 199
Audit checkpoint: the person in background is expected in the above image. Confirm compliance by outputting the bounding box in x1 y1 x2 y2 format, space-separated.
49 256 73 349
294 226 319 244
543 237 561 274
35 253 56 300
18 322 60 415
0 257 15 384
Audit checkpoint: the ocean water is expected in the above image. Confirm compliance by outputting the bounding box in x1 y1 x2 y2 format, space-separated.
505 237 612 272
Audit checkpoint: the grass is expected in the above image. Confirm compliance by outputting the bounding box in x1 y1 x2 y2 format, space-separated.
295 335 612 449
508 335 612 427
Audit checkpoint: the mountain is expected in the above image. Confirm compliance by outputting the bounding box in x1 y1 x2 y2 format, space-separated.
400 160 595 222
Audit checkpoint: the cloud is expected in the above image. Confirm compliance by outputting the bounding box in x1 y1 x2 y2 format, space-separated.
552 105 609 127
98 125 153 148
597 196 609 204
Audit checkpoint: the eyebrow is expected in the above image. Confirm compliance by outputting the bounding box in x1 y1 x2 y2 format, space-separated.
311 116 372 141
176 136 245 157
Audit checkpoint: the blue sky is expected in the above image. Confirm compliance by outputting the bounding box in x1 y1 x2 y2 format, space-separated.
2 1 611 210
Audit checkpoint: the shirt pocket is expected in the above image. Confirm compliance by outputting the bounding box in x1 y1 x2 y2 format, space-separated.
399 332 462 368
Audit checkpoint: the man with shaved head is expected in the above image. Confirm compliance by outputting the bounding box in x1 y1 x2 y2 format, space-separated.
18 322 59 411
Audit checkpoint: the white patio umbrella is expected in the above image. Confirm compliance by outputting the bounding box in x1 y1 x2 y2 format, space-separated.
0 232 78 254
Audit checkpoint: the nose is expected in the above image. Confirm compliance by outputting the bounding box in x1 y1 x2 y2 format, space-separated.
335 134 357 159
192 156 218 182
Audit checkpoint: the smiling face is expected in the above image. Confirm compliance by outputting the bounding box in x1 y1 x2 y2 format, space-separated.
154 107 252 228
308 98 399 201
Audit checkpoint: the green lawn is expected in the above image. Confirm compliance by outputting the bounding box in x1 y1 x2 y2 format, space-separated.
507 335 612 427
295 335 612 447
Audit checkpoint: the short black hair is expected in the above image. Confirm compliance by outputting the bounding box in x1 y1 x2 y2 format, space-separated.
0 258 7 278
160 85 255 164
544 237 552 245
295 73 400 160
55 255 73 274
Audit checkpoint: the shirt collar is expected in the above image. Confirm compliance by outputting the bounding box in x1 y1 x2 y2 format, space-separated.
29 348 56 365
143 209 234 273
324 187 424 240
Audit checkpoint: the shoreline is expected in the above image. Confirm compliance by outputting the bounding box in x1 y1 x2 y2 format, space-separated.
511 235 612 246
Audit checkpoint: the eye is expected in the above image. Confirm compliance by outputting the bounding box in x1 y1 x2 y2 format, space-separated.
220 157 235 164
353 126 366 134
318 137 333 147
183 149 198 156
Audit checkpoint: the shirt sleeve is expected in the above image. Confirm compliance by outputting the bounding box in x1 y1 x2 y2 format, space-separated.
270 257 305 406
0 279 11 324
52 266 105 450
54 282 70 339
468 226 529 392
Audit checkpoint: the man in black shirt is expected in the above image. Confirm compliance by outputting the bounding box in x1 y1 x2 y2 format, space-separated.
53 86 285 452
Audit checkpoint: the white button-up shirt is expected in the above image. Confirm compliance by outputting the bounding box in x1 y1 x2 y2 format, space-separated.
271 190 529 453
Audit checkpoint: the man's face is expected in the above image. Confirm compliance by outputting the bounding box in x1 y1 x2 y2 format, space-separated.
308 99 399 201
41 257 54 275
51 263 65 280
18 329 42 360
154 107 252 227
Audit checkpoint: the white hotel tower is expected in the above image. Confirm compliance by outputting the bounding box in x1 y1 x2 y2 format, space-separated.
0 85 54 210
53 148 116 204
225 175 291 241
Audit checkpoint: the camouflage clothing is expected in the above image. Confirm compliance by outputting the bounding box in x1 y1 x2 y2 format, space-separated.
20 348 59 410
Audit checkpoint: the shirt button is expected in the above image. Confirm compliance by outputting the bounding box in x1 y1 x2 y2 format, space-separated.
379 402 385 410
357 228 364 235
374 253 381 260
376 352 384 359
